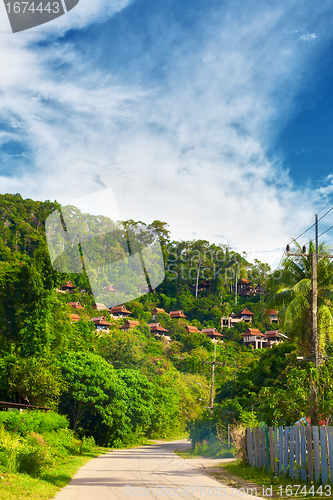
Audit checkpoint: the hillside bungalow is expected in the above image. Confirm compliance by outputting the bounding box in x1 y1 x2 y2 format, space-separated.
265 330 283 347
119 320 140 332
93 303 110 311
264 309 279 324
151 307 167 320
221 308 254 329
243 328 267 349
148 323 169 335
185 325 201 334
110 305 132 318
67 302 84 310
60 281 76 293
69 314 80 323
91 317 112 332
202 328 224 341
232 279 260 298
169 310 187 319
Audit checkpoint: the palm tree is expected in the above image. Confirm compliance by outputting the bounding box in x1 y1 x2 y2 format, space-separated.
268 241 333 357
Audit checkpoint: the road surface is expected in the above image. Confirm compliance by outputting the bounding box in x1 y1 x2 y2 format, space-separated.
55 439 262 500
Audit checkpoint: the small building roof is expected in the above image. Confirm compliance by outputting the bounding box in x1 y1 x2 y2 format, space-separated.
110 305 131 315
243 328 266 337
264 309 278 316
61 281 75 289
119 320 140 330
169 310 187 319
239 278 250 284
67 302 84 309
185 325 201 333
202 328 223 337
93 303 109 310
148 323 168 333
91 317 112 327
240 308 254 315
265 330 280 338
151 307 167 315
70 314 80 322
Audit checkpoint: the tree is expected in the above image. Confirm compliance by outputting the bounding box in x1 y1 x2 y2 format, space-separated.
267 241 333 356
6 355 66 408
59 351 127 433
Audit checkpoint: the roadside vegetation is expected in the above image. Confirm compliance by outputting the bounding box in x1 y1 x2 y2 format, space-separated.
1 193 333 490
0 411 109 500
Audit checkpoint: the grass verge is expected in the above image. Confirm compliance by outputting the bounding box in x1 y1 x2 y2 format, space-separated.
210 460 332 499
0 447 110 500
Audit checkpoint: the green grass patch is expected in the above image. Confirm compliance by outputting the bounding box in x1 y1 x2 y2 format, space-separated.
0 447 109 500
222 461 331 499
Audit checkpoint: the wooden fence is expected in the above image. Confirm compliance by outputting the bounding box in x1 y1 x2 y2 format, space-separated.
246 426 333 484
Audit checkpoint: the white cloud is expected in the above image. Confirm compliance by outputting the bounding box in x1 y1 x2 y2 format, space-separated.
0 0 333 267
299 33 316 41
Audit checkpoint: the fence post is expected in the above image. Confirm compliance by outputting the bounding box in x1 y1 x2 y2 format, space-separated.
295 426 300 479
279 426 284 475
306 426 313 481
313 426 320 482
300 426 307 481
253 427 258 467
261 427 265 469
265 427 270 471
269 427 274 472
247 428 254 466
274 427 278 475
320 427 328 484
289 426 295 478
283 427 289 475
327 426 333 483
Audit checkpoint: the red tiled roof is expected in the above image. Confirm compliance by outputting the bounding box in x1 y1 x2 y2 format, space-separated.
240 308 254 315
186 325 201 333
265 330 280 338
91 317 112 327
202 328 223 337
119 320 140 330
169 310 187 319
240 279 250 284
243 328 265 337
67 302 84 309
148 323 168 333
151 307 167 315
70 314 80 322
61 281 75 289
93 303 109 310
264 309 278 316
111 305 131 315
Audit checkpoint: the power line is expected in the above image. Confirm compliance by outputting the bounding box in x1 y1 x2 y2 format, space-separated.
318 206 333 223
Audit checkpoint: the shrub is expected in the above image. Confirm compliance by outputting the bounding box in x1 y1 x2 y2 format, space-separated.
0 410 68 435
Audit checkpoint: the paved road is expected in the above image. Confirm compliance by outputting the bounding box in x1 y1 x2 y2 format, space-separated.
55 440 262 500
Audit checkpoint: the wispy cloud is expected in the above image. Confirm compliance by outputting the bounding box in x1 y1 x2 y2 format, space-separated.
299 33 316 41
0 0 333 266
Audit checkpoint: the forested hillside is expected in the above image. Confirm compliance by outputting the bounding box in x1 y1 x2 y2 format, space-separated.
1 193 333 450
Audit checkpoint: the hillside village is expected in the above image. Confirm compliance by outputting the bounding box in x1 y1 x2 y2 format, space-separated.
62 280 283 350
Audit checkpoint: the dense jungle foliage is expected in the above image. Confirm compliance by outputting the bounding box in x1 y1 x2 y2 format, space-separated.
1 193 333 454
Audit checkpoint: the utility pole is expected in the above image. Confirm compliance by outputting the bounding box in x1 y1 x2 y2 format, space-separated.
202 343 224 417
235 264 238 307
286 215 333 425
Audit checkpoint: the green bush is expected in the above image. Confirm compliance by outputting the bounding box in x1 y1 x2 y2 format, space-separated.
0 410 68 435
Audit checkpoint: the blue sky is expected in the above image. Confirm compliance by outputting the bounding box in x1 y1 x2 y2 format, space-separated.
1 0 333 266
